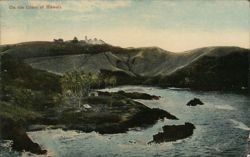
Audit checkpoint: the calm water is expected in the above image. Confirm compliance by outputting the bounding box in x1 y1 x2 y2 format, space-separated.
1 86 250 157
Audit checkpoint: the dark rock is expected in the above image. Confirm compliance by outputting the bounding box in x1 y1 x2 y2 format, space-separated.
64 107 178 134
58 96 178 134
186 98 204 106
27 124 66 131
123 108 178 129
0 118 47 155
129 140 136 144
97 90 161 100
149 122 195 144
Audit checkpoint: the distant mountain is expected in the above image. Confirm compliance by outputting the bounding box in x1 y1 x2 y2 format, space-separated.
1 41 249 91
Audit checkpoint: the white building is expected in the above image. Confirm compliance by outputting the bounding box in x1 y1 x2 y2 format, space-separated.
81 36 106 45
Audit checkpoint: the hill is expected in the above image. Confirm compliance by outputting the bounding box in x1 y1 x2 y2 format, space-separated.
159 47 249 90
1 41 249 91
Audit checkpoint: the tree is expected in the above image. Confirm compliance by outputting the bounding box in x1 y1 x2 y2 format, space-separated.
108 76 117 107
72 36 78 43
54 38 64 43
109 76 117 87
60 71 98 108
11 88 34 109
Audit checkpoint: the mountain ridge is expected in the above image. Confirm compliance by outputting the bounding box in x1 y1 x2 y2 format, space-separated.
1 41 249 91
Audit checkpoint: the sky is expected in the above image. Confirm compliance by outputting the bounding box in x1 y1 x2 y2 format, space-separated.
0 0 249 52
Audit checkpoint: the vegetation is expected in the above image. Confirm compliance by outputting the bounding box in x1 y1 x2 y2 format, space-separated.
2 54 61 92
0 41 187 154
3 41 129 59
53 38 64 42
5 86 55 110
0 45 12 52
9 42 247 91
1 54 61 111
72 37 79 43
99 69 139 86
1 52 119 111
0 102 41 122
159 52 249 91
60 70 99 107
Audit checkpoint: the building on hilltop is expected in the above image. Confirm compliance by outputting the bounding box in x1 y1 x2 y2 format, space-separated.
62 36 106 45
53 38 64 43
81 36 105 45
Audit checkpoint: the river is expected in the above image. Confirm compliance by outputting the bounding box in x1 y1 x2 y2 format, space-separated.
1 86 250 157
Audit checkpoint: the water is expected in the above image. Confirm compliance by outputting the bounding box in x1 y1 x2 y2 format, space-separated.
1 86 249 157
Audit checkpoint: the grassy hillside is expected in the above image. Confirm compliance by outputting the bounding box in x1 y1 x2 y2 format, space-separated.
159 49 249 91
2 41 129 59
1 41 249 91
1 53 62 111
22 45 208 76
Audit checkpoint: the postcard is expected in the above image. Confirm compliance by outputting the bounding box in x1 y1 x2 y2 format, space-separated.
0 0 249 157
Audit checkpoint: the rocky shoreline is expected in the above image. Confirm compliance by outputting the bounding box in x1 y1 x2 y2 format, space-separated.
0 118 47 155
0 91 179 155
97 90 161 100
33 93 178 134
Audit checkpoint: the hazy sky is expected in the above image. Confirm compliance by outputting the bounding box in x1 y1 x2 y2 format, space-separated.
0 0 249 52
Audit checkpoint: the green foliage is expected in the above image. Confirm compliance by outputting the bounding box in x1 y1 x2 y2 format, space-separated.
109 76 117 87
2 54 61 92
159 52 249 90
0 45 11 52
61 71 98 96
4 86 55 110
72 37 79 43
0 102 41 122
99 69 138 86
52 93 65 106
1 54 61 110
10 88 34 109
98 71 119 88
60 71 99 106
61 111 121 125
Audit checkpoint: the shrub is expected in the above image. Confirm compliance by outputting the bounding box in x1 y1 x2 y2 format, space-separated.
60 71 99 107
0 102 41 122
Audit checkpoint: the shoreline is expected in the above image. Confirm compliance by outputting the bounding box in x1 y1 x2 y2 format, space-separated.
0 91 178 155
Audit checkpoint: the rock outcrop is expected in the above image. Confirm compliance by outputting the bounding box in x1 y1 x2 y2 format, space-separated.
149 122 195 144
97 90 161 100
186 98 204 106
37 96 178 134
0 118 47 154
